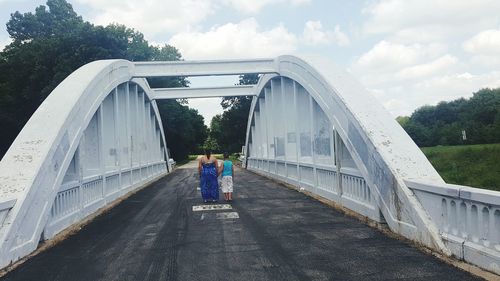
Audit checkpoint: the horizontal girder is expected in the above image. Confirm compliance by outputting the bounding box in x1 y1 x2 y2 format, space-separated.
151 85 257 99
133 58 277 77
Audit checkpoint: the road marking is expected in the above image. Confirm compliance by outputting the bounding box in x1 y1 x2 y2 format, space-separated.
192 204 232 212
200 212 239 220
216 212 239 219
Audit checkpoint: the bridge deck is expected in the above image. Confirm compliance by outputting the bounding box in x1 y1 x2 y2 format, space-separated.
1 163 480 281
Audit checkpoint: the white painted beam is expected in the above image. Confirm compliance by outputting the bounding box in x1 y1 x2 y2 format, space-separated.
152 85 257 99
133 58 277 77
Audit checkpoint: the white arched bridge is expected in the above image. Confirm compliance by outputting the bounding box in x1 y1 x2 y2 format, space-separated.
0 55 498 279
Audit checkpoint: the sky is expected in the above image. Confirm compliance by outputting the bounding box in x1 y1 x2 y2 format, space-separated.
1 0 500 126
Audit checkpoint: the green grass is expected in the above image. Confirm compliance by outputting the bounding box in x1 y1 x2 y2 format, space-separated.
175 159 190 166
174 155 199 166
421 143 500 191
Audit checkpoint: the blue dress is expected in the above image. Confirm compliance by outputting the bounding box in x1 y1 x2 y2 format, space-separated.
200 162 219 202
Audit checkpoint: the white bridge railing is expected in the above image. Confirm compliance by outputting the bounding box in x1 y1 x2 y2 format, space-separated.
247 158 382 222
406 180 500 274
248 158 500 274
44 162 167 239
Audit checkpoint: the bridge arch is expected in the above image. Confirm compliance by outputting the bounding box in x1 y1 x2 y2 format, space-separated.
0 60 169 266
244 56 445 253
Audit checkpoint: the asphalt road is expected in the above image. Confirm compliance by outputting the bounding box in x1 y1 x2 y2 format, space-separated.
1 163 482 281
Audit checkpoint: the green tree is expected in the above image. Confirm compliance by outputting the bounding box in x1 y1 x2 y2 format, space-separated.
205 114 222 152
157 100 208 160
0 0 202 161
213 74 259 153
202 136 220 152
202 114 222 153
401 88 500 147
396 116 410 127
220 74 259 109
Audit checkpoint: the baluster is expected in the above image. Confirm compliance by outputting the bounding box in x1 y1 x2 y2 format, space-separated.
470 205 478 243
459 202 467 238
481 207 490 247
450 200 457 236
494 210 500 251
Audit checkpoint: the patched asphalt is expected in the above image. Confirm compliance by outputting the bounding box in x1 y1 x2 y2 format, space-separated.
1 164 482 281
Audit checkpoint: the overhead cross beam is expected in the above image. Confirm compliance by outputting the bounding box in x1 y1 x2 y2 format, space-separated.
133 58 277 77
151 85 256 99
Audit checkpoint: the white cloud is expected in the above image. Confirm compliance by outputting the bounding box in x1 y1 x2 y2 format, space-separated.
76 0 217 36
356 1 500 117
363 0 500 43
364 0 500 34
349 38 498 117
222 0 311 14
303 21 329 46
302 21 350 47
383 98 410 117
462 29 500 68
469 55 500 68
168 18 297 59
332 25 350 47
396 55 458 80
463 28 500 55
354 40 446 72
414 72 500 99
75 0 312 38
368 71 500 117
188 98 223 126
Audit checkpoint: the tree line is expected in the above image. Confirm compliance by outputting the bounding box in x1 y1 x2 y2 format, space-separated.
0 0 207 160
204 74 258 154
398 88 500 147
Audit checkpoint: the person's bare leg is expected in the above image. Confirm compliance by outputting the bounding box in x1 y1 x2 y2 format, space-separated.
228 192 232 201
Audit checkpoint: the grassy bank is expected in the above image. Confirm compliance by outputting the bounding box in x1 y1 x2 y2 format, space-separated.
175 155 199 166
421 143 500 191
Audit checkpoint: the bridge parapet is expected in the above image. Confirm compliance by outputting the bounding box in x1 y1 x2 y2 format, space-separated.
247 158 382 222
406 180 500 274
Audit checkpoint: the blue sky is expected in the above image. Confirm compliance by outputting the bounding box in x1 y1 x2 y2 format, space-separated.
1 0 500 125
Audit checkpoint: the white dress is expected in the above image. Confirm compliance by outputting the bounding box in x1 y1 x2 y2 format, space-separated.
221 176 233 193
220 160 233 193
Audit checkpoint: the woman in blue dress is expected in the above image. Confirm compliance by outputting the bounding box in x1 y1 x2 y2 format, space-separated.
198 150 219 203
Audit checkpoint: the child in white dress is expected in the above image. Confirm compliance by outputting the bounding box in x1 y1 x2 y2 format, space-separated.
219 152 234 202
